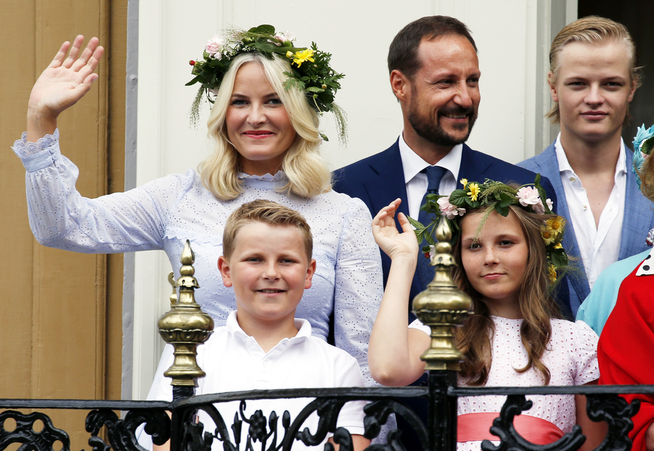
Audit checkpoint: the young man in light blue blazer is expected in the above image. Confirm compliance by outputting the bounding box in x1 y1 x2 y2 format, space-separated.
519 16 654 315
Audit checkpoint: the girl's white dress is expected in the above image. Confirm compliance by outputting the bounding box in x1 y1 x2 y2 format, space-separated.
410 316 599 450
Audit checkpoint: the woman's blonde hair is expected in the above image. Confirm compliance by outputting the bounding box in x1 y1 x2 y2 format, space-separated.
200 52 331 200
453 206 563 386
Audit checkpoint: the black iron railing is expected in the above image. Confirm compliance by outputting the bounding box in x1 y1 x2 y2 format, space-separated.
0 382 645 451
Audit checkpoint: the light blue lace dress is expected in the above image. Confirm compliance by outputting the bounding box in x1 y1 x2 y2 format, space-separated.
13 130 383 383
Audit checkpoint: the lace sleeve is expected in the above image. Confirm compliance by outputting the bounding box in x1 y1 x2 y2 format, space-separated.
572 320 600 385
12 130 191 253
332 196 383 386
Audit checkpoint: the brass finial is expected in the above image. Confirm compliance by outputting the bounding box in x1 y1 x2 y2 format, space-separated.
158 240 214 386
168 272 177 307
412 216 472 371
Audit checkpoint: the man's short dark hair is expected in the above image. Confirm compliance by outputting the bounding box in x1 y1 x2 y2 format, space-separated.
388 15 477 79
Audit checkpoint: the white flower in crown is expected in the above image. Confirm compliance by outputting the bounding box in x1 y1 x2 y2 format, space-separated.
205 34 226 58
437 196 466 220
516 186 541 207
516 186 553 214
274 31 296 44
532 197 554 215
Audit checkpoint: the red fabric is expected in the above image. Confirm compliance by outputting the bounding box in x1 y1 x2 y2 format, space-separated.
458 412 564 444
598 261 654 451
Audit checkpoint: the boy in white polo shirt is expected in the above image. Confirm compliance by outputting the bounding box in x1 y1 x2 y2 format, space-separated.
145 199 369 451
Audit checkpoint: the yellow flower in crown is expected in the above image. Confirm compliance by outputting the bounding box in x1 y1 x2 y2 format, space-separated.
467 183 480 201
541 228 555 245
546 216 565 233
460 178 469 189
291 49 315 67
547 264 557 283
542 216 565 244
541 217 565 246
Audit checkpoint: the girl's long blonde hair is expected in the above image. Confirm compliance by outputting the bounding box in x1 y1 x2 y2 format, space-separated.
200 52 331 200
453 206 563 386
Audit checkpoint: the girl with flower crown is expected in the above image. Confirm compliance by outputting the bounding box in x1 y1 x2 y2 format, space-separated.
368 180 606 451
11 28 381 386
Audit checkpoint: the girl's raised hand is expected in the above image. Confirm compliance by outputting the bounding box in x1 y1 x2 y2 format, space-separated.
27 35 104 141
372 199 419 261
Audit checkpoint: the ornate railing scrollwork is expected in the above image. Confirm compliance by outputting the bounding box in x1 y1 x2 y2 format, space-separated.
586 393 639 451
0 410 70 451
85 408 171 451
481 394 585 451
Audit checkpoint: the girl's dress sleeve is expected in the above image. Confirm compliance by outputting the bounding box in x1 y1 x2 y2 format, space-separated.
12 130 188 253
571 320 600 386
332 196 383 385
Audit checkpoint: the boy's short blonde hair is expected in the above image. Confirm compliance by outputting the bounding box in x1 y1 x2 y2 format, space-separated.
223 200 313 261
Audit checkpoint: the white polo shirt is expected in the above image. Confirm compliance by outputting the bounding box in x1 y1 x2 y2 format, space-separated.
142 311 366 450
398 133 463 218
554 134 626 289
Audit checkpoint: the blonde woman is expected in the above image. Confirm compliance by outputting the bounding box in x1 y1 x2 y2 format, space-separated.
13 27 382 383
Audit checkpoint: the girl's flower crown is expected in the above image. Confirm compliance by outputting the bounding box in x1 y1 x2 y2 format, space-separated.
187 24 346 143
409 176 569 284
632 124 654 246
632 123 654 189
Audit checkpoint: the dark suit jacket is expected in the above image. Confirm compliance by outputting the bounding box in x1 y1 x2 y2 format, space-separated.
519 141 654 314
332 140 566 315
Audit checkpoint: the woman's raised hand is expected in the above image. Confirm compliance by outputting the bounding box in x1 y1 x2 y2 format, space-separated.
27 36 104 142
371 199 419 261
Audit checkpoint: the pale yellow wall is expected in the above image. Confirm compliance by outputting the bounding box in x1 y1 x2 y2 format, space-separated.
0 0 126 447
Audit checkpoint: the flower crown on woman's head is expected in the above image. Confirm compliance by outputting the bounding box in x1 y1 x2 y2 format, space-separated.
410 176 569 284
187 24 346 143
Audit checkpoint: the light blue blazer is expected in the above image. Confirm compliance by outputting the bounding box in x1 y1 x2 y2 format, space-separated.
518 141 654 314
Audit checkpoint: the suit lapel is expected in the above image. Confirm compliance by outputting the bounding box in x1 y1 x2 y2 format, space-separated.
458 145 492 187
363 143 410 218
536 147 590 302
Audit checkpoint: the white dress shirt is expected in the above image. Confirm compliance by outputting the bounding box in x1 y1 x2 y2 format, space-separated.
398 133 462 218
554 134 626 289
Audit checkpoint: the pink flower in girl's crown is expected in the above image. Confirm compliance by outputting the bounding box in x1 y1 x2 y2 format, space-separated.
516 186 553 214
516 187 541 208
532 197 554 215
437 197 466 220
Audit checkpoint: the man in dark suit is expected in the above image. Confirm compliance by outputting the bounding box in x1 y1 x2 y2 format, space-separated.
332 16 562 451
332 15 562 313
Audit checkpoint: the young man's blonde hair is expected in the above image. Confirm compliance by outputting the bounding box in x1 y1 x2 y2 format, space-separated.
223 199 313 261
200 53 331 201
547 15 641 124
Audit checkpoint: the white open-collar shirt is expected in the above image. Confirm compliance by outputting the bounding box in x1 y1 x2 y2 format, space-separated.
554 133 626 289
